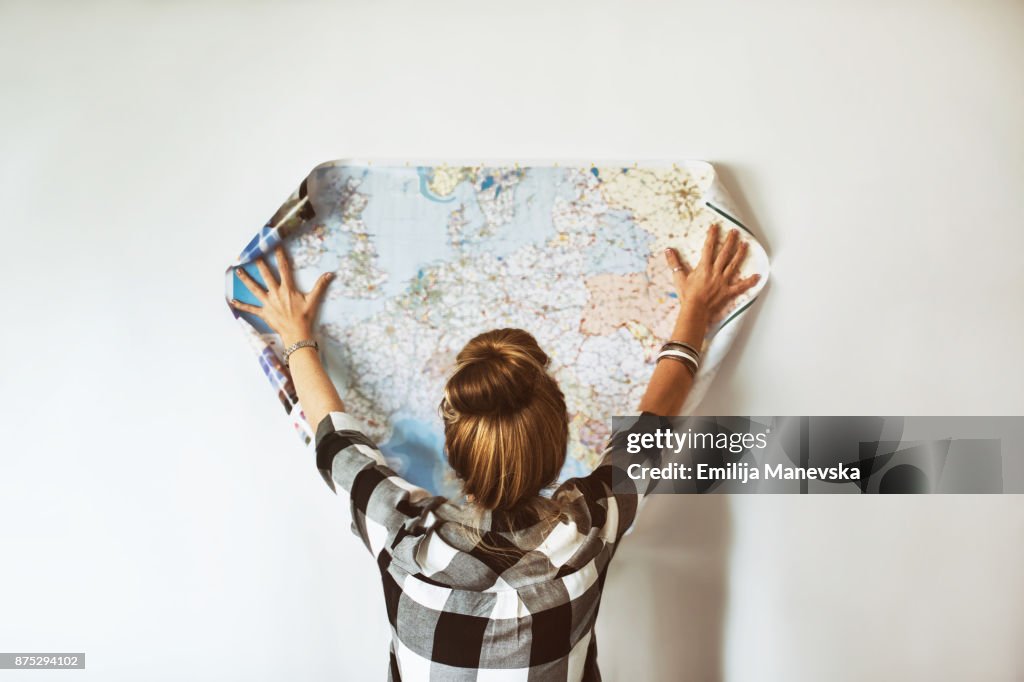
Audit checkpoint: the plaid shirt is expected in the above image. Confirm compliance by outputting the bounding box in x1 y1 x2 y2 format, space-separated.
315 411 662 681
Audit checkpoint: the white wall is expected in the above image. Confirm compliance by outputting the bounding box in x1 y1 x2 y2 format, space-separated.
1 1 1022 680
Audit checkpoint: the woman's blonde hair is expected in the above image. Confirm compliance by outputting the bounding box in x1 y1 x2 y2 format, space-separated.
440 328 568 523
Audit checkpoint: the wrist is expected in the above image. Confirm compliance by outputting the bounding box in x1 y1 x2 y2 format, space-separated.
679 297 710 320
672 299 710 340
280 326 314 348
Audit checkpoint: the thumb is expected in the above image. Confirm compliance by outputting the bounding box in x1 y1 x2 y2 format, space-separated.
664 247 688 289
308 271 335 309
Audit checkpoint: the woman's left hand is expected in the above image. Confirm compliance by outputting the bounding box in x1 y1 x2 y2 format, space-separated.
230 246 334 346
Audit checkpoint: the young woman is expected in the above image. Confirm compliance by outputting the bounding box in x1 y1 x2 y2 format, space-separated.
231 225 758 681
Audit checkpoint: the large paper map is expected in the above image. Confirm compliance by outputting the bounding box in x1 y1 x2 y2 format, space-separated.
226 160 769 495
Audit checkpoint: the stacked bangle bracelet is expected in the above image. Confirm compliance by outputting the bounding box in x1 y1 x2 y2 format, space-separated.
656 340 701 377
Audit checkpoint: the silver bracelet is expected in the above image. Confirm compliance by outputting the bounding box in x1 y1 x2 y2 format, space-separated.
282 339 318 366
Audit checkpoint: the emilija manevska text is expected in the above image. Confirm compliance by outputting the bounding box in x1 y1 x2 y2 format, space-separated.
623 428 861 482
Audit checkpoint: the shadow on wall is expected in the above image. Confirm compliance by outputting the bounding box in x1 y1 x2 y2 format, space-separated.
596 495 732 681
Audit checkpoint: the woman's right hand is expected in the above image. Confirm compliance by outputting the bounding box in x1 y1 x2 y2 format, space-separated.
638 224 760 416
664 224 760 322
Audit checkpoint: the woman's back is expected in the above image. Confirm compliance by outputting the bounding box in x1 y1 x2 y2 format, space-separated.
317 410 648 682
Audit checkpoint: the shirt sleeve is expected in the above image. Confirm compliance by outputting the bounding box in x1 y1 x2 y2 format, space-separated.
314 411 436 557
557 411 671 545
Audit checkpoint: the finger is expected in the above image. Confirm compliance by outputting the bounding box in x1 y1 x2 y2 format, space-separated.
664 246 689 277
235 267 268 302
275 246 295 290
728 273 761 297
715 229 740 272
229 298 263 316
255 257 278 291
722 240 749 280
307 271 335 309
700 224 719 269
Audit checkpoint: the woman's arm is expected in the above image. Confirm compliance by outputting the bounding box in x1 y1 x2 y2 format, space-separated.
232 248 435 557
569 226 760 545
230 246 344 429
637 224 760 416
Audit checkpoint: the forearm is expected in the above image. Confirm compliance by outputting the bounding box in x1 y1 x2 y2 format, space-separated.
637 300 709 416
282 328 345 430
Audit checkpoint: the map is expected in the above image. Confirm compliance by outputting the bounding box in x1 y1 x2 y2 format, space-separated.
226 160 770 496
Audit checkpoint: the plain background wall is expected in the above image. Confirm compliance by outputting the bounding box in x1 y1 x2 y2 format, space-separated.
2 0 1023 680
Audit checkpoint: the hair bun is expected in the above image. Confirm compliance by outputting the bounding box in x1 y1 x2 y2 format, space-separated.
445 329 549 416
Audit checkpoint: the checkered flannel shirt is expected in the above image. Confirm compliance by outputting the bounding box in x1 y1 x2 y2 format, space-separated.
315 411 666 682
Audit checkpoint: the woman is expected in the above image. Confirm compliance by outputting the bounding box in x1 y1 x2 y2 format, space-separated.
231 224 759 681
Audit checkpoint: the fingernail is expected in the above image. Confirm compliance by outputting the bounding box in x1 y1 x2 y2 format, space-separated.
235 268 243 274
